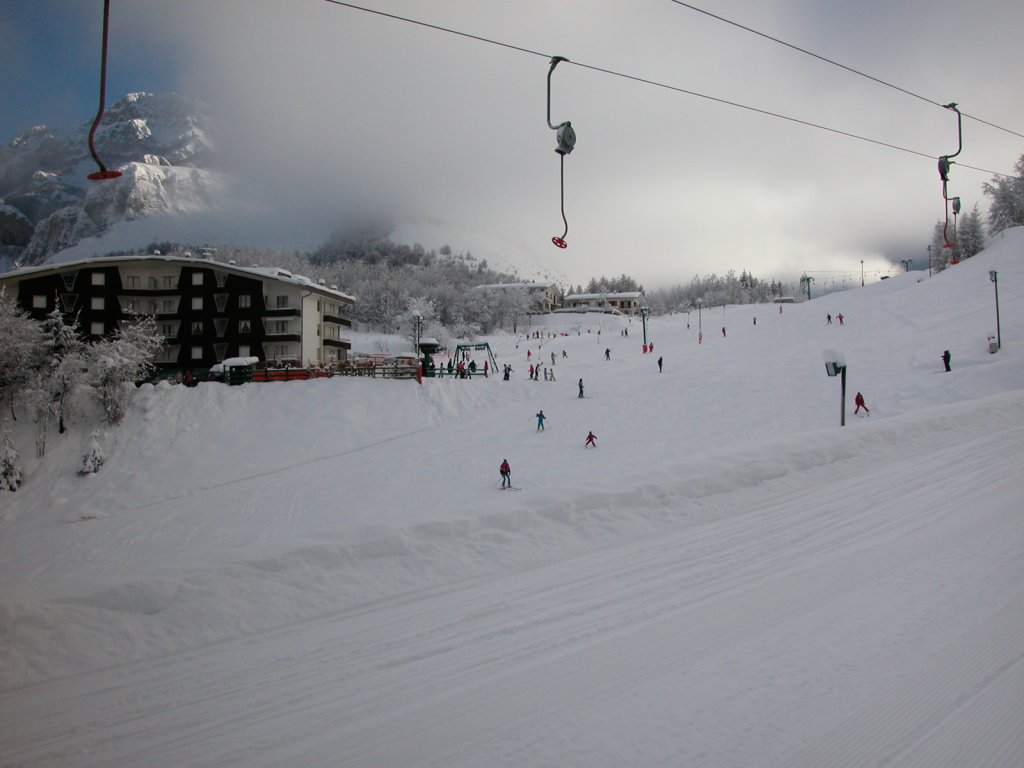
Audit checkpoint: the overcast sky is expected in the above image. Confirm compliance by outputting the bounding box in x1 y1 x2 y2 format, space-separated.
3 0 1023 288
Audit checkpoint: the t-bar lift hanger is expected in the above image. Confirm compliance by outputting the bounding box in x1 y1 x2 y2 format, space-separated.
87 0 123 180
547 56 576 248
937 102 962 248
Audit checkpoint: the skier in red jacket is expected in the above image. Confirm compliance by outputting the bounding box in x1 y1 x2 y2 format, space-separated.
499 459 511 488
854 392 869 415
584 430 597 448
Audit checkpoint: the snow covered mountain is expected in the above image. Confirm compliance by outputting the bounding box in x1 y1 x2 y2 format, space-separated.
0 92 222 266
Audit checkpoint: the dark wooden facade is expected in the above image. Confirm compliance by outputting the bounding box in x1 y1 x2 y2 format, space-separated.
1 255 354 374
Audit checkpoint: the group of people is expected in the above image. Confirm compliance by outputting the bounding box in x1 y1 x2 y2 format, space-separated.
499 429 597 488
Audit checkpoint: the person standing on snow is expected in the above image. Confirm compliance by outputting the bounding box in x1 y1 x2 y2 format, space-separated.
584 430 597 448
942 350 952 372
499 459 512 488
578 379 585 398
854 392 869 415
536 410 546 431
657 356 663 373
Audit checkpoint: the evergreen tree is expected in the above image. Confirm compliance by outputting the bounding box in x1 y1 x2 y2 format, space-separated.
79 431 105 475
41 306 88 434
957 203 986 260
983 154 1024 235
930 221 952 272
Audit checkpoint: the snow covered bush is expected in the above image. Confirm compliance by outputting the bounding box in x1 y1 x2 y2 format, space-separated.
79 431 105 475
90 314 162 424
0 432 22 491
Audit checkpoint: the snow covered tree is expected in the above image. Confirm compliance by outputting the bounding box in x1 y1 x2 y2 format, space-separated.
90 315 162 425
956 203 986 260
983 154 1024 235
930 221 954 272
0 290 45 414
79 430 105 475
40 306 88 434
0 430 22 491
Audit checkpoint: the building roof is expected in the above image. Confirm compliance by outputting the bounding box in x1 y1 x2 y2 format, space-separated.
563 291 644 301
1 254 355 302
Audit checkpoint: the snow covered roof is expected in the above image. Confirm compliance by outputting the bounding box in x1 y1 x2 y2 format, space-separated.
564 291 644 301
2 254 356 302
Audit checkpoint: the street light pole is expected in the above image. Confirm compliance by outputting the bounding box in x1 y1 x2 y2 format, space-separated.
697 299 703 334
640 305 650 346
927 245 932 278
861 259 864 287
990 271 1001 350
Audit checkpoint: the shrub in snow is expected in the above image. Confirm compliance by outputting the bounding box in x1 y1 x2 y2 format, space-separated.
1 434 22 491
79 431 105 475
90 315 162 425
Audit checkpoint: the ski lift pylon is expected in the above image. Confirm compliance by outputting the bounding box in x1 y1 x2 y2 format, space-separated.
546 56 575 248
86 0 123 181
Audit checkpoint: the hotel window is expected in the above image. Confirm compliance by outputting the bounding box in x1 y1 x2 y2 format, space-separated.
192 272 204 286
191 297 203 311
214 294 228 312
161 323 175 337
91 296 105 310
239 320 251 334
91 272 105 286
163 275 176 288
191 322 203 334
148 276 159 289
125 275 140 289
238 344 250 357
162 299 175 313
274 320 289 334
238 294 251 308
32 295 47 309
276 295 289 308
191 346 203 360
90 322 104 335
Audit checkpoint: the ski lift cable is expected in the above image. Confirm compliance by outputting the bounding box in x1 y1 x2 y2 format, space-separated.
319 0 1010 179
666 0 1024 141
86 0 123 181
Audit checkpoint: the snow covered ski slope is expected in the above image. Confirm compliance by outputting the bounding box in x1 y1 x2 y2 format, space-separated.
2 229 1024 766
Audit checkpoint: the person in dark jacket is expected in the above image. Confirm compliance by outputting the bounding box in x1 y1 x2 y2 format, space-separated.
942 350 952 372
499 459 511 488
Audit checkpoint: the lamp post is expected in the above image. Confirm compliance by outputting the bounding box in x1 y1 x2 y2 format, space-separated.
927 245 932 278
639 305 650 346
990 271 1001 350
823 350 847 427
861 259 864 287
412 312 423 358
696 298 703 334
